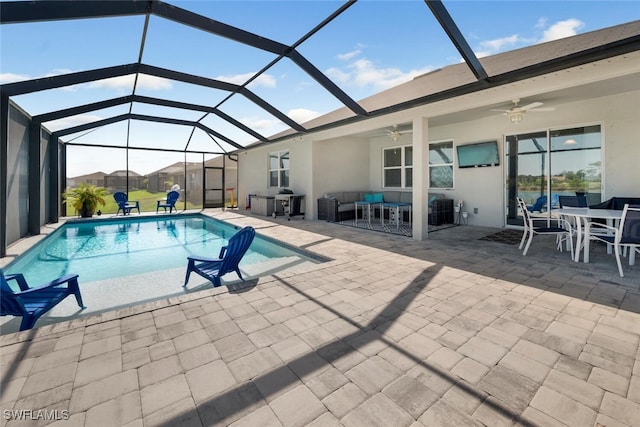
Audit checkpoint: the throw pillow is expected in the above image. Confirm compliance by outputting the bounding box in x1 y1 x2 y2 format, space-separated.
364 193 374 202
372 193 384 203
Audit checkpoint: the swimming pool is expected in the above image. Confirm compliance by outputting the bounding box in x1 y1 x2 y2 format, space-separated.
5 214 316 286
1 214 322 332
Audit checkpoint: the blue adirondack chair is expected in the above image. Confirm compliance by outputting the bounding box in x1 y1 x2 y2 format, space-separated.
1 269 85 331
113 192 140 215
156 190 180 214
184 226 256 287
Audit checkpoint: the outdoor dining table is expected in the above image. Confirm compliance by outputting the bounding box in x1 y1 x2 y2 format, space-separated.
554 208 623 263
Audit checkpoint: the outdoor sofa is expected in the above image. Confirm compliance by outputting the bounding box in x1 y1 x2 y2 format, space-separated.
318 191 453 225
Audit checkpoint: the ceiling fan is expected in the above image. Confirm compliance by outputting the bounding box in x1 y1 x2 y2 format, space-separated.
381 124 412 142
490 98 555 123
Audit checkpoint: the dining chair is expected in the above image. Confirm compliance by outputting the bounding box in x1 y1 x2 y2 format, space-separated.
557 195 589 252
558 195 588 208
586 204 640 277
517 198 574 257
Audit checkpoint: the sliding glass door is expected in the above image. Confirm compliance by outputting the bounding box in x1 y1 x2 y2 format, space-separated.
505 125 602 226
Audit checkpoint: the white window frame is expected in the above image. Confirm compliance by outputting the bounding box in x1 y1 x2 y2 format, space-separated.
428 139 454 190
382 145 412 189
268 150 290 188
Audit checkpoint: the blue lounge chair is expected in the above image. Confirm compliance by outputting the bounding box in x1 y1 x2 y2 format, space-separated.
1 270 85 331
114 192 140 215
184 226 256 287
527 195 547 212
156 190 180 214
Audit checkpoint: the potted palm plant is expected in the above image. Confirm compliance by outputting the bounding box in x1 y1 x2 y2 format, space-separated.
63 183 109 218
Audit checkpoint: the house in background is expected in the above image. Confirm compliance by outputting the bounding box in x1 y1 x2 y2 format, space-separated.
64 155 238 209
65 172 106 189
145 156 237 207
103 170 145 192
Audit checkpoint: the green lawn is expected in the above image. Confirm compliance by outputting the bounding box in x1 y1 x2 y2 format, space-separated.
96 190 201 215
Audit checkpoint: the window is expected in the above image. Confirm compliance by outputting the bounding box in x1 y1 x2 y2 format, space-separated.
269 150 289 188
429 140 454 189
383 145 412 188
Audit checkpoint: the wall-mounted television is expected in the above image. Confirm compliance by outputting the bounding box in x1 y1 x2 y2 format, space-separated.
456 140 500 168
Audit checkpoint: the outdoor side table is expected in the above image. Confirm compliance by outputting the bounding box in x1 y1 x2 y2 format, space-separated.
380 202 412 228
354 201 374 226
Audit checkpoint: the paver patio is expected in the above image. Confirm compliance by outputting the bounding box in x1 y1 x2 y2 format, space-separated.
1 209 639 426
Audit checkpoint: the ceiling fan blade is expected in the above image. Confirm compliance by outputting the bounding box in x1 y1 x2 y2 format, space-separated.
520 102 543 111
490 109 510 113
529 107 556 112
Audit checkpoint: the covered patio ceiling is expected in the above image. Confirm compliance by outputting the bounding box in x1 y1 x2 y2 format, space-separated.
2 1 639 155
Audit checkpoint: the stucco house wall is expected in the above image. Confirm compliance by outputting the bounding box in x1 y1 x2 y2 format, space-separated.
238 88 639 228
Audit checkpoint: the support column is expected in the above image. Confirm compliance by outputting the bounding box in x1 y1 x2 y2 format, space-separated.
28 121 42 235
60 144 67 217
412 117 429 240
0 93 8 256
50 136 60 222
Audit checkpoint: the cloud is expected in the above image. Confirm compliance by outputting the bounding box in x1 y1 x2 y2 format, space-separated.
324 67 351 85
474 18 586 58
326 57 435 90
325 45 435 90
45 114 104 131
288 108 321 124
215 72 276 88
0 72 31 84
476 34 523 57
539 19 584 42
87 74 172 91
240 117 279 130
337 49 361 61
535 17 548 29
0 68 73 84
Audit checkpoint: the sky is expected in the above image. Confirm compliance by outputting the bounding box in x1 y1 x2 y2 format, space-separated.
1 0 639 177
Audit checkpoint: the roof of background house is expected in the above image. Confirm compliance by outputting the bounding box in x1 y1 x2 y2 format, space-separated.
106 170 142 177
68 171 107 180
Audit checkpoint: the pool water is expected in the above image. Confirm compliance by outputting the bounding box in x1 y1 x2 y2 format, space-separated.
4 214 316 288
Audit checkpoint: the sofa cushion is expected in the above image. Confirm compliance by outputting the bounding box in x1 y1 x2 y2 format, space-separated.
371 192 384 203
